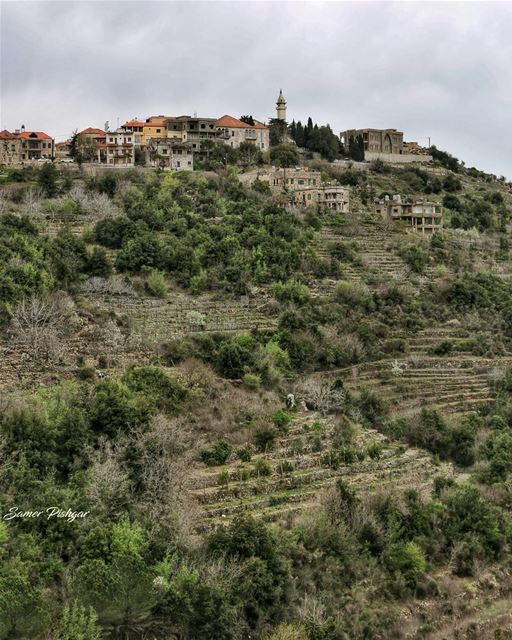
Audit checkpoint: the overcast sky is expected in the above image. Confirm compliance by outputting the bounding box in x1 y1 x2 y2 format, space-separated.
1 1 511 177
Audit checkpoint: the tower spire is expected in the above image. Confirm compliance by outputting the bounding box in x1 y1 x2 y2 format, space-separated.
276 89 287 121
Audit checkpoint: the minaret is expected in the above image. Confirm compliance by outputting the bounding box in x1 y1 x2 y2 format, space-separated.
276 89 287 121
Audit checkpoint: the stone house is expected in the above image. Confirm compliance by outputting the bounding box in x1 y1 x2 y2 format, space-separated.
55 140 72 162
215 115 269 151
341 128 404 155
375 195 442 235
0 130 23 166
145 138 194 170
1 130 55 163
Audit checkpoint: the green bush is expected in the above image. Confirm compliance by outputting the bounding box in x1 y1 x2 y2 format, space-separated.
200 440 233 466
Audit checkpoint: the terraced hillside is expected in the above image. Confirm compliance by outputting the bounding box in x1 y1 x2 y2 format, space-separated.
186 413 454 530
82 289 278 345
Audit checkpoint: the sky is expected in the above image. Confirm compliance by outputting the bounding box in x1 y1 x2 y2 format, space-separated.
1 0 511 178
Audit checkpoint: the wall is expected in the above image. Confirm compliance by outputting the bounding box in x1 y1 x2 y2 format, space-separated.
365 152 433 164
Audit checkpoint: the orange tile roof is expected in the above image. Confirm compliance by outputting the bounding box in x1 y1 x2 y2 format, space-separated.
215 115 268 130
0 129 15 139
17 131 53 140
80 127 106 136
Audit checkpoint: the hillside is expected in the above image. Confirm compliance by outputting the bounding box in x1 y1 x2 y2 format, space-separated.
1 157 512 639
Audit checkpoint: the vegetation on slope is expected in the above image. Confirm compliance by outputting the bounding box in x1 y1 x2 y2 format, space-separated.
0 158 512 638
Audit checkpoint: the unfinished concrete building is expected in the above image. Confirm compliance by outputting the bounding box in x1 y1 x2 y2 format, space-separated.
375 195 443 235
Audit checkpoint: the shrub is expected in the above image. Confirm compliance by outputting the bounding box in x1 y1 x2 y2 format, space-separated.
252 458 272 477
254 428 277 452
143 268 167 297
122 365 187 413
200 440 233 466
272 409 292 432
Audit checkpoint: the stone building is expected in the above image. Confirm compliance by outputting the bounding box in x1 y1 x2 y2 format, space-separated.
375 195 442 235
145 138 194 170
55 140 72 162
215 115 269 151
252 167 349 213
0 130 22 166
292 184 350 212
0 129 54 164
341 128 404 155
264 167 321 189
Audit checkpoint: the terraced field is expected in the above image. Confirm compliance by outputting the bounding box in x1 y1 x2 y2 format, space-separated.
186 414 454 530
84 290 278 345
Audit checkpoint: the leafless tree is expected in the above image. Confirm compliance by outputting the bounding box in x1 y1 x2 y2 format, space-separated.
101 318 125 356
9 292 77 362
131 416 198 543
298 379 346 415
22 187 44 218
86 440 131 518
80 276 136 296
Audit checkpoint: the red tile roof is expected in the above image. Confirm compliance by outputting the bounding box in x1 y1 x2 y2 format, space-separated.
17 131 53 140
80 127 106 136
0 129 15 139
215 115 268 130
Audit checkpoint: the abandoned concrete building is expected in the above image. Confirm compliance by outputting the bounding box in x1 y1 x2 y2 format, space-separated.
145 138 194 170
292 184 350 212
375 195 443 235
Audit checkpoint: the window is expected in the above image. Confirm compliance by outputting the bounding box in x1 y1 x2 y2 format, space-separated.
157 129 161 133
231 131 234 137
201 124 205 129
177 161 180 167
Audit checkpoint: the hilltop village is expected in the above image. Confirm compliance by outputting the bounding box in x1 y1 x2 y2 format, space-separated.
1 91 447 234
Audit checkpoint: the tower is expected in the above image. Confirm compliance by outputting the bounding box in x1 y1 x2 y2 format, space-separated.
276 89 287 121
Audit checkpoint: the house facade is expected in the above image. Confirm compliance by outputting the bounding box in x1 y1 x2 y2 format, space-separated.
216 115 269 151
104 130 134 166
120 120 167 146
145 138 193 170
341 128 404 155
0 130 23 166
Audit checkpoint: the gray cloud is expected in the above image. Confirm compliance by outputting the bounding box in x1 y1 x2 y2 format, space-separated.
1 1 511 177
